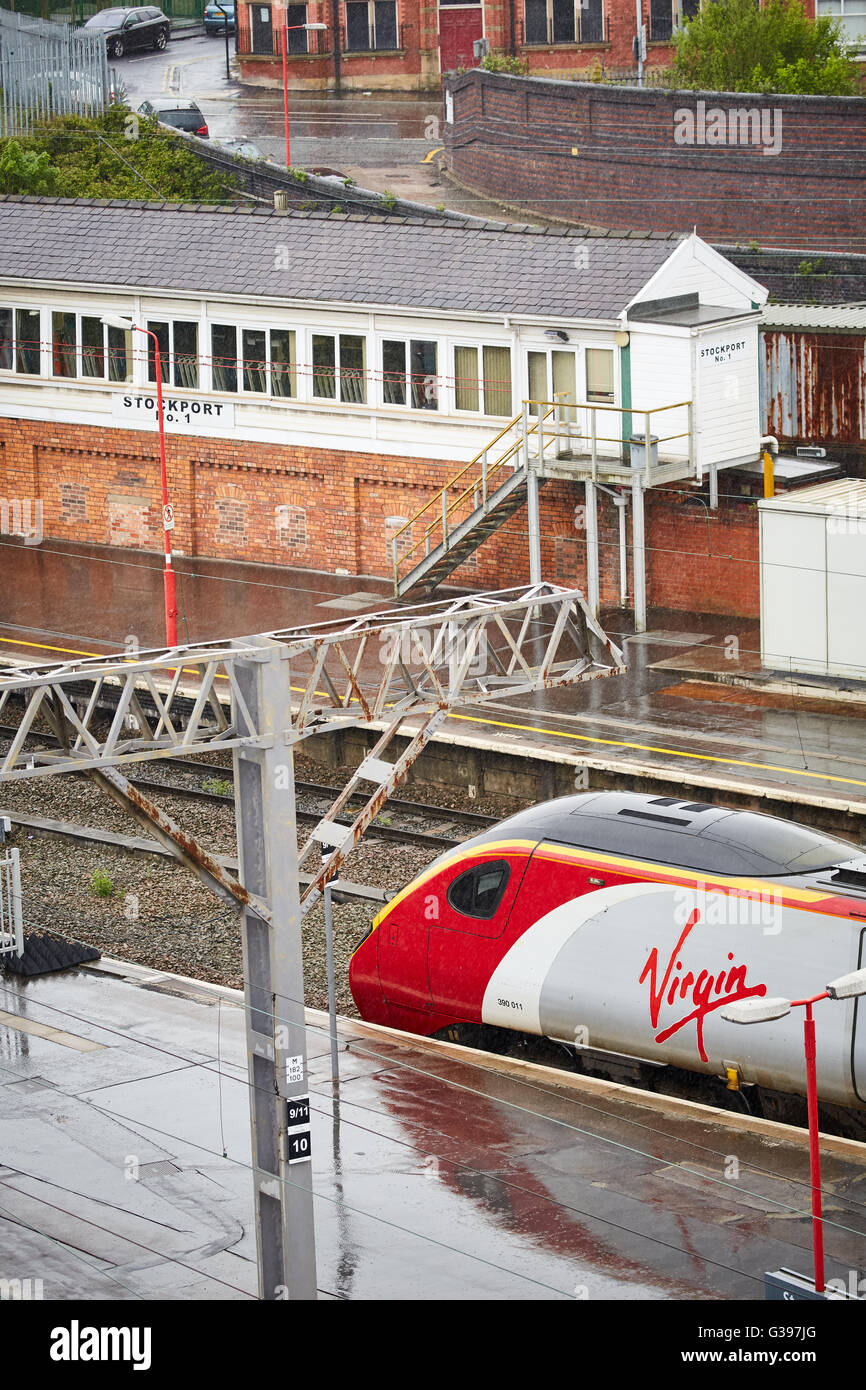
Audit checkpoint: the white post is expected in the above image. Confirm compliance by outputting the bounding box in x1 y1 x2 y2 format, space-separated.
585 479 599 617
631 476 646 633
527 467 542 585
616 493 628 608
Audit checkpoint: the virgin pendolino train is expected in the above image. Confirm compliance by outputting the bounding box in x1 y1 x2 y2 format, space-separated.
349 791 866 1118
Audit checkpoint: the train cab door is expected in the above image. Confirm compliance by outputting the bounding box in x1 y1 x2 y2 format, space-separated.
378 897 433 1015
426 856 528 1018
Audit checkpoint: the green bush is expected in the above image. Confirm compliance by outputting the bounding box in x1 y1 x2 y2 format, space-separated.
481 52 529 75
0 106 234 202
672 0 860 94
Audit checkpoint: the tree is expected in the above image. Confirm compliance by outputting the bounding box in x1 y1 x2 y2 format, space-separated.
0 140 57 196
672 0 860 95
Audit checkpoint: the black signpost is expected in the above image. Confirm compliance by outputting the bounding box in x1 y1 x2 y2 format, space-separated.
215 3 232 81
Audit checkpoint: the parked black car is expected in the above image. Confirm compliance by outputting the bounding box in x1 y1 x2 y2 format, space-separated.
138 98 209 137
82 6 171 59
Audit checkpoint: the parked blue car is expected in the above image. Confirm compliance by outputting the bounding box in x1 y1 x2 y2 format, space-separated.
204 0 235 33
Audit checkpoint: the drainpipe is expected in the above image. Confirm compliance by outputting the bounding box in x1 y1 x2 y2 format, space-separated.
332 0 341 91
509 0 516 55
613 490 628 608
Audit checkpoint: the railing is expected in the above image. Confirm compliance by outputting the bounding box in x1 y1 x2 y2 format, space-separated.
0 7 110 136
529 395 694 482
391 400 562 591
0 847 23 960
391 394 694 592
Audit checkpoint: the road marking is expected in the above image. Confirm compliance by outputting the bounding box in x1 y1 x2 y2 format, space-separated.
0 1009 104 1052
3 633 866 792
445 710 866 790
421 146 444 163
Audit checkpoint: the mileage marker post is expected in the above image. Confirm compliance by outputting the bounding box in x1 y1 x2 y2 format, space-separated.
722 967 866 1301
102 314 178 648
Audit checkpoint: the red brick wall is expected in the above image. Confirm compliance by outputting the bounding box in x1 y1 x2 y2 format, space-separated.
236 0 678 88
444 70 866 251
0 416 760 618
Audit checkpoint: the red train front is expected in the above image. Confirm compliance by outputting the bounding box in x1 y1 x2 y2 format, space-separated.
349 790 866 1110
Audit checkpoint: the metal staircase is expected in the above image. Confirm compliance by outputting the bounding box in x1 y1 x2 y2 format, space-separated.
392 402 561 599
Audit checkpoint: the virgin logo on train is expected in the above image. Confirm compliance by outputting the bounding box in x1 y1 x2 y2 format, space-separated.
638 909 767 1062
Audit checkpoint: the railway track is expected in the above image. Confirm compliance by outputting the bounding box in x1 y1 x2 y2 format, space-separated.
0 722 498 851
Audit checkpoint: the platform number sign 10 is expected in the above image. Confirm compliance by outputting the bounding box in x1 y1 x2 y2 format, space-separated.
285 1095 312 1166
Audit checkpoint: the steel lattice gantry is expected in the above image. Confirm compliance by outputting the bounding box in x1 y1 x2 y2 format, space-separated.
0 583 625 1301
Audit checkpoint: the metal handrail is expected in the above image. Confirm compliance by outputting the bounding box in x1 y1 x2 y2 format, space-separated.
392 395 694 590
392 403 560 588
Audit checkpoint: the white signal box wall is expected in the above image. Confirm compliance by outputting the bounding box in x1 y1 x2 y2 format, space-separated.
759 480 866 680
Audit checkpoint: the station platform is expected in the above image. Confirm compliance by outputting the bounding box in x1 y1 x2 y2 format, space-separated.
2 538 866 823
2 955 866 1300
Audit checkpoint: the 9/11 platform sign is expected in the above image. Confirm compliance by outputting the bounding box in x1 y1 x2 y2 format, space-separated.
111 393 236 433
285 1095 312 1165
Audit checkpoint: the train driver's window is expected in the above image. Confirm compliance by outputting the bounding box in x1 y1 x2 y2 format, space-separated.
447 860 510 921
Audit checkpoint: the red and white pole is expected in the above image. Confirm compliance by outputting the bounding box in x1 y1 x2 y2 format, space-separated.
143 330 178 649
283 23 290 167
791 990 829 1294
802 998 825 1293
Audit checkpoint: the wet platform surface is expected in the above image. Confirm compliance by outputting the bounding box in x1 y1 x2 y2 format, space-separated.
2 539 866 817
1 958 866 1300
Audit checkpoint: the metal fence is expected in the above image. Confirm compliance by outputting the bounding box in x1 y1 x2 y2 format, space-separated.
0 6 110 135
2 0 202 22
0 846 23 958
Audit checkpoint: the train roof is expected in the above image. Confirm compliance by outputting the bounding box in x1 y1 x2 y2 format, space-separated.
475 791 865 881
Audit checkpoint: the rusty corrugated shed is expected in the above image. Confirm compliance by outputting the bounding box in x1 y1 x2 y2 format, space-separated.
761 327 866 446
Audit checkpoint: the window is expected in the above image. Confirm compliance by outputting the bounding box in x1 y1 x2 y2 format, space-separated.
382 339 407 405
586 347 614 404
0 309 12 371
81 317 105 379
211 323 238 392
173 321 199 389
382 339 439 409
146 320 170 383
817 0 866 43
16 309 41 374
243 328 267 392
410 339 438 409
447 860 511 920
148 320 199 389
108 324 131 382
524 0 603 43
649 0 672 40
270 328 296 397
345 0 398 50
312 333 367 403
52 312 77 378
285 3 308 52
454 344 512 416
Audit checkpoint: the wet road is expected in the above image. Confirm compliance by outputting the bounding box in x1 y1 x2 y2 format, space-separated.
118 34 441 167
2 539 866 816
3 958 865 1299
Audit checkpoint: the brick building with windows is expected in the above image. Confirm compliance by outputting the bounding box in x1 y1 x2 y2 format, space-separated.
0 196 780 626
234 0 840 90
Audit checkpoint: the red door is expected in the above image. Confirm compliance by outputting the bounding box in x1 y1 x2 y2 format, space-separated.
439 6 484 73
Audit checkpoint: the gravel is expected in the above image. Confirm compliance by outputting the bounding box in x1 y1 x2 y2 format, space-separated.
2 742 530 1014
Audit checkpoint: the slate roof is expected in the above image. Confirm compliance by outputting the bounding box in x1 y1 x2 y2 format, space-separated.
0 197 683 321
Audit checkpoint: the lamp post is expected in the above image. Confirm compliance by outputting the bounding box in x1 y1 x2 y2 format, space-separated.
722 967 866 1298
101 314 178 649
282 20 328 168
